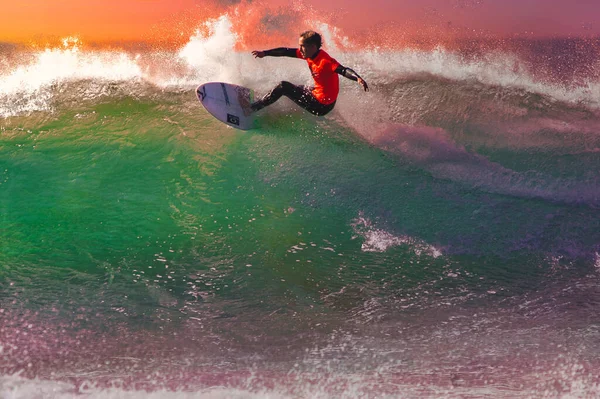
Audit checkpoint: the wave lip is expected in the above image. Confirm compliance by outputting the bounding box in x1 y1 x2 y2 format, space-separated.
0 37 143 117
3 15 600 118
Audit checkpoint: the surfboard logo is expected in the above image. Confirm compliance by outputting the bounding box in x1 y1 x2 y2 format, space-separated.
197 86 206 101
221 83 230 106
227 113 240 126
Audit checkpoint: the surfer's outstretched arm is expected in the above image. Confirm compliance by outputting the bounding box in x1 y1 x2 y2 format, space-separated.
335 65 369 92
252 48 298 58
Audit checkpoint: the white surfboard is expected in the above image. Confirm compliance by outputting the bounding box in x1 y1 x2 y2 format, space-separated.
196 82 254 130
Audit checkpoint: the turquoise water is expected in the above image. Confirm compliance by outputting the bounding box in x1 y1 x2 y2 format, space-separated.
2 38 600 397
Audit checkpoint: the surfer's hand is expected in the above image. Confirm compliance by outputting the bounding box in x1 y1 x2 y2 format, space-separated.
358 78 369 92
252 50 266 58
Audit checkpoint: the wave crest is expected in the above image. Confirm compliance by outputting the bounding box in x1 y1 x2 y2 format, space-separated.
2 13 600 118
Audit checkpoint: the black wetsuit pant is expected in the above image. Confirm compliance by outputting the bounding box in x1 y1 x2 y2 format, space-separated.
251 81 336 116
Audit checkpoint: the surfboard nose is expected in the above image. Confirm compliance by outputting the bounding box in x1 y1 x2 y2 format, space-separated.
195 82 255 130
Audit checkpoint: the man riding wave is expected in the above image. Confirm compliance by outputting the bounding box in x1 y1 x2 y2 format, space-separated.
248 30 369 116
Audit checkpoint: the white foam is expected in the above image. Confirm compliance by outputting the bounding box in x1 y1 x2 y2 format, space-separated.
175 16 240 85
343 46 600 108
0 37 142 117
2 39 137 92
351 213 442 257
0 374 290 399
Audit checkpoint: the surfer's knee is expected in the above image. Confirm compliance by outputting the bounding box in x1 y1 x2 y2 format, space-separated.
269 81 288 96
278 81 294 91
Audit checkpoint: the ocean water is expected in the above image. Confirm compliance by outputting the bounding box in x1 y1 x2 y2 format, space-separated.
2 16 600 399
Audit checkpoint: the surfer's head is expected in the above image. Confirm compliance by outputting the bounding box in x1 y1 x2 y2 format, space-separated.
299 31 321 58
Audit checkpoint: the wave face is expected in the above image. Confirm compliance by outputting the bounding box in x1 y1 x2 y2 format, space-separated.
2 12 600 399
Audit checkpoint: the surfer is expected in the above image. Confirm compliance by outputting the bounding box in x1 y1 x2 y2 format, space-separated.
247 30 368 116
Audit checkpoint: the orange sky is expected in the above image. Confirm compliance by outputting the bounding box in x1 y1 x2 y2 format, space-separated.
0 0 204 43
1 0 598 46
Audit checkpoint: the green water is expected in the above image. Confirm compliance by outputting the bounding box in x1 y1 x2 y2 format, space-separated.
1 93 599 331
2 88 600 399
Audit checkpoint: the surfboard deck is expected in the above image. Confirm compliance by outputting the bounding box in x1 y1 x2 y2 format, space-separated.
196 82 254 131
